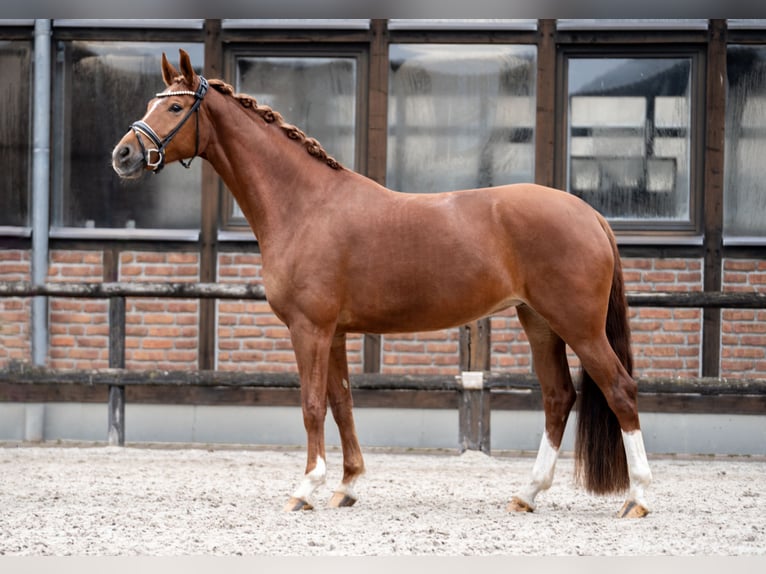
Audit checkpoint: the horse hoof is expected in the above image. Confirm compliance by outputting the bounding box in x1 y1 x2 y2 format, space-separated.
618 500 649 518
507 496 534 513
284 497 314 512
328 491 357 508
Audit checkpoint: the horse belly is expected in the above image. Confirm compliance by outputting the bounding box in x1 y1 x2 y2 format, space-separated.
341 268 521 334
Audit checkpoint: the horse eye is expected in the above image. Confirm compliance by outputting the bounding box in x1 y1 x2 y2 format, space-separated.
169 103 183 113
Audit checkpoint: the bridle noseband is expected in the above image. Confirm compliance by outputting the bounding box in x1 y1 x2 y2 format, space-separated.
130 75 208 173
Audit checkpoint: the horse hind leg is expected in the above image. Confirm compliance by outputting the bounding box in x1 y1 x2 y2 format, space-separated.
508 305 577 513
326 333 365 508
572 335 652 518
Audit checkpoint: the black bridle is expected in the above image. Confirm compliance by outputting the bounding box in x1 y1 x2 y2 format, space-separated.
130 75 209 173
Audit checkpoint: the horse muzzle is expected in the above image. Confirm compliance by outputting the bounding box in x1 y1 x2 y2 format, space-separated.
111 140 149 179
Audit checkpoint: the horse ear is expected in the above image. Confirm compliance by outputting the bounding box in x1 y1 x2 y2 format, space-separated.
178 49 196 87
161 52 179 86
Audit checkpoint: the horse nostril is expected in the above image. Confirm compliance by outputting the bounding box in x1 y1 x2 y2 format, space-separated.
118 145 131 159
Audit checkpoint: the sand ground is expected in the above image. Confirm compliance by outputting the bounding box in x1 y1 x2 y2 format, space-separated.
1 444 764 556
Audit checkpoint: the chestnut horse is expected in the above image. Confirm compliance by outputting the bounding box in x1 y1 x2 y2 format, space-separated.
112 50 652 518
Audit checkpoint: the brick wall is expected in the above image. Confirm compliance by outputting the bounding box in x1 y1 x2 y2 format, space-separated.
381 330 460 375
216 252 364 373
120 252 200 370
721 259 766 378
2 247 766 382
623 258 703 378
214 254 705 379
0 250 31 365
48 250 108 369
491 309 530 374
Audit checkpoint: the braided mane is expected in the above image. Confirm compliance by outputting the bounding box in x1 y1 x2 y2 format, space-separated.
207 78 343 170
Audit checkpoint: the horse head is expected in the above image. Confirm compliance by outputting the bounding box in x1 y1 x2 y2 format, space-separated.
112 49 208 178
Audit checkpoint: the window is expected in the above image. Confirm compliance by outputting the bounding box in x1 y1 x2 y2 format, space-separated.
223 49 363 228
725 45 766 241
564 54 699 232
52 41 204 233
0 40 31 229
387 44 536 193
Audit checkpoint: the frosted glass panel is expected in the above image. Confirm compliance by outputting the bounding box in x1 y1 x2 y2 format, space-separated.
387 44 536 193
54 41 204 230
0 41 30 227
232 55 358 223
725 45 766 239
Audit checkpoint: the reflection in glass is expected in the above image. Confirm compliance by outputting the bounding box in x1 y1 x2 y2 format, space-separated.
387 44 536 193
232 55 358 222
0 41 31 227
725 45 766 239
54 42 204 230
567 58 692 222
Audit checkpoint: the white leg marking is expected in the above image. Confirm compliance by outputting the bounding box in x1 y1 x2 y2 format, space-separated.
292 456 327 502
622 429 652 508
333 475 360 501
516 431 560 509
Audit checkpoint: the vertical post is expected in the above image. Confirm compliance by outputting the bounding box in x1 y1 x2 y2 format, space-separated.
702 19 727 378
458 371 491 454
199 19 223 372
363 19 389 374
534 19 557 189
108 294 126 446
458 318 491 454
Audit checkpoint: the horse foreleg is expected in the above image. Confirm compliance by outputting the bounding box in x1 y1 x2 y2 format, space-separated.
509 306 576 513
326 333 365 508
284 321 333 512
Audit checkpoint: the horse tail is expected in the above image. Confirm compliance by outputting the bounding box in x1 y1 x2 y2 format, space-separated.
574 212 631 495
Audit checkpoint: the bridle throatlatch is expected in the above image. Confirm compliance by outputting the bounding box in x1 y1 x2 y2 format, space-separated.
130 75 209 173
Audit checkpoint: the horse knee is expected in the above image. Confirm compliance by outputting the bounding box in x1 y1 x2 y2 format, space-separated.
302 397 327 431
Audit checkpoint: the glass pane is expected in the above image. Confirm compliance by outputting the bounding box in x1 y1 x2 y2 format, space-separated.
0 41 31 227
567 58 692 222
725 45 766 239
54 41 204 230
387 44 536 193
232 55 358 222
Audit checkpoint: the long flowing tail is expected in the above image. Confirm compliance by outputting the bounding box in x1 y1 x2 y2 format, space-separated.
574 213 631 494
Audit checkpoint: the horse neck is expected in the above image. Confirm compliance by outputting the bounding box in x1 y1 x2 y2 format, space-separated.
200 92 341 248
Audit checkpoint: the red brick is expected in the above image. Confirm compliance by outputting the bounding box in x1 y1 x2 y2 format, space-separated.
654 259 688 270
134 253 166 263
167 253 198 264
142 314 176 325
724 260 758 271
141 339 174 350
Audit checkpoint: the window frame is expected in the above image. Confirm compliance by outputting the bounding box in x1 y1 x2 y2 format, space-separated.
555 44 707 241
218 42 369 235
723 27 766 246
0 25 34 237
48 25 205 241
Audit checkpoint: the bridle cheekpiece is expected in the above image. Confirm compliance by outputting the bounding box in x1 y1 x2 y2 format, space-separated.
130 75 209 173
